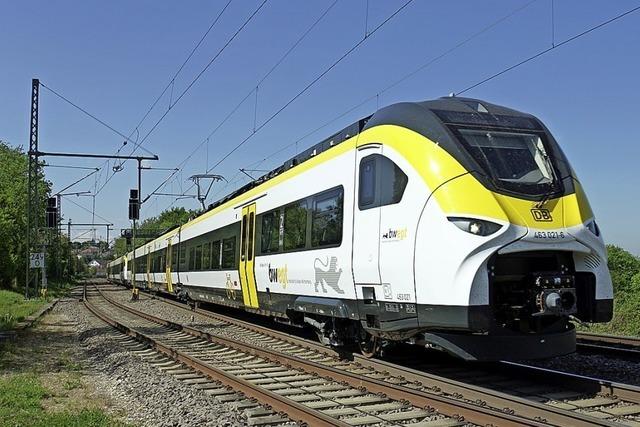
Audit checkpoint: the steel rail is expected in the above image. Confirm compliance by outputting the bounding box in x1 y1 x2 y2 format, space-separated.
135 288 626 427
94 284 591 427
83 293 346 427
576 331 640 358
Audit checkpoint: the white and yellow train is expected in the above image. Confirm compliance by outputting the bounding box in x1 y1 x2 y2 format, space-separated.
108 97 613 361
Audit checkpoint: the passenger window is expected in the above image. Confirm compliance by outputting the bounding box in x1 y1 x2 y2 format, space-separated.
284 200 308 250
241 215 247 261
171 248 177 270
261 211 280 253
188 247 195 271
195 245 202 270
359 158 376 208
222 237 236 269
248 212 255 260
202 242 211 270
179 244 186 269
212 240 221 269
380 157 408 205
359 154 407 209
312 187 343 247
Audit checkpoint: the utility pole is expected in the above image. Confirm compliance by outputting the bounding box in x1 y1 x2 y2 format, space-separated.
26 78 39 299
68 219 72 280
26 78 158 294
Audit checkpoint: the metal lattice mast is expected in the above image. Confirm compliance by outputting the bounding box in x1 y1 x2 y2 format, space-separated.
25 78 40 298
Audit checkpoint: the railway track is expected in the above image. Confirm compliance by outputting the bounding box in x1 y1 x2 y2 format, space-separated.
95 282 640 426
85 284 547 427
576 332 640 359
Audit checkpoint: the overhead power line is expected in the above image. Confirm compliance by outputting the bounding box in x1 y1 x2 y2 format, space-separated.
236 0 540 174
39 82 157 157
64 196 114 225
97 0 267 197
127 0 269 156
94 0 235 195
122 0 234 154
158 0 415 208
145 0 339 205
456 4 640 95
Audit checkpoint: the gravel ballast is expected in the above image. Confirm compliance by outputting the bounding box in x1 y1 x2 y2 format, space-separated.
105 286 640 388
60 297 251 426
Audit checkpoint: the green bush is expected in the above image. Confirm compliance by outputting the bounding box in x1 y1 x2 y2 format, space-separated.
585 245 640 336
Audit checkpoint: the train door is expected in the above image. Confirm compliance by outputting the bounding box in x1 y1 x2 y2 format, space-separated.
239 203 259 308
146 250 152 289
352 144 382 286
165 241 173 293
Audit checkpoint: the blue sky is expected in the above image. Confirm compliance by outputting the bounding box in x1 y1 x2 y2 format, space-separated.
1 1 639 255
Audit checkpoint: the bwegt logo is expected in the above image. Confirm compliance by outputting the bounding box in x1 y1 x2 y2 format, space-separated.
268 264 288 288
531 208 553 222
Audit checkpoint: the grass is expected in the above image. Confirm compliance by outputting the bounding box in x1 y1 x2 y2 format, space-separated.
0 290 47 331
0 281 74 330
0 373 121 427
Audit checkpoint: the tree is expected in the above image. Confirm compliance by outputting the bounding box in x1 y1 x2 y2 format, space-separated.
0 141 52 290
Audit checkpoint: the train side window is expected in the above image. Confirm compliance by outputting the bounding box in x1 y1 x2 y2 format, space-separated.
188 247 195 271
222 237 236 269
202 242 211 270
248 212 255 261
359 154 407 209
212 240 221 269
359 157 376 209
380 156 408 206
195 245 203 270
261 211 280 253
312 187 343 247
241 214 247 261
284 200 308 251
179 244 186 269
171 247 177 270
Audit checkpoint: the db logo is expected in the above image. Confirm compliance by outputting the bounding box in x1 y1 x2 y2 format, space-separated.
531 208 553 222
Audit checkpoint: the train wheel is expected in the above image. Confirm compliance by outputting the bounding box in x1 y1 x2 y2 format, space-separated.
358 331 381 358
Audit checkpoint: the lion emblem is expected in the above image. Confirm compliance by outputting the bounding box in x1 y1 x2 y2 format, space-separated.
314 256 344 294
225 273 236 300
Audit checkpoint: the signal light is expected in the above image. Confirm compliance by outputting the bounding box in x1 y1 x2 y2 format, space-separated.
46 197 57 228
128 189 139 220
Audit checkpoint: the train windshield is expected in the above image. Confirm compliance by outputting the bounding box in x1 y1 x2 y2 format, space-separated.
457 129 557 194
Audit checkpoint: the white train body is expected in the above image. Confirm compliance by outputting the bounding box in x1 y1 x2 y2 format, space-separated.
108 97 613 360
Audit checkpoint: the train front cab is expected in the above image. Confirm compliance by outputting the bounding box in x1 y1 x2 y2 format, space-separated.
406 99 614 360
361 98 613 361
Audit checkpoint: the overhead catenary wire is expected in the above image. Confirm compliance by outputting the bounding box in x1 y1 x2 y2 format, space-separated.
157 0 415 208
142 0 339 206
205 0 415 171
64 196 114 225
125 0 269 158
38 82 157 157
117 0 234 157
455 4 640 96
94 0 236 195
231 0 540 180
44 164 100 171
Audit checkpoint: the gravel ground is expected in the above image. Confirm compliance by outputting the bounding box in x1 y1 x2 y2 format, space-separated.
526 351 640 386
105 287 640 388
60 297 252 426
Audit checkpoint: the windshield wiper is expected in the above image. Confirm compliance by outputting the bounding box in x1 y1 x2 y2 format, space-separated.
535 150 560 208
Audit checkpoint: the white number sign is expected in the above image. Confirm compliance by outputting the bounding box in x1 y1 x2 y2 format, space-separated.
30 253 45 269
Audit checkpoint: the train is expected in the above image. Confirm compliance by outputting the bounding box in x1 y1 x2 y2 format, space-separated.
108 96 613 361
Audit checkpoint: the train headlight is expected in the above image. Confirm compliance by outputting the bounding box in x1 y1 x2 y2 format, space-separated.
585 220 600 237
448 217 502 236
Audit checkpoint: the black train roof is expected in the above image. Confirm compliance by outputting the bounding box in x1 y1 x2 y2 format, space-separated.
203 96 542 213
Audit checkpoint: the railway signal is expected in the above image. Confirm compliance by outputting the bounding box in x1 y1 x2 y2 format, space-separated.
128 189 139 220
45 197 57 228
